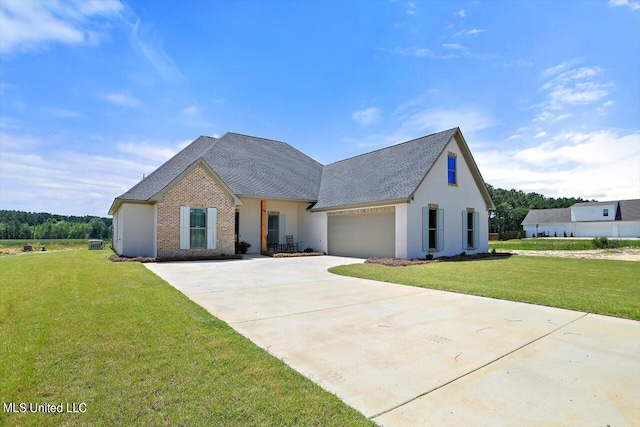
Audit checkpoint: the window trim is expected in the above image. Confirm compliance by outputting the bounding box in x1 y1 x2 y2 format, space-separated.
462 209 480 250
179 206 217 250
422 205 444 252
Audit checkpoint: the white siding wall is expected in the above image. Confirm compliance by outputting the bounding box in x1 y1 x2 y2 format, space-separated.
394 203 408 259
523 223 576 238
237 198 261 253
113 209 123 254
524 221 639 238
298 208 328 253
619 222 640 237
119 203 156 257
407 136 489 258
571 204 617 222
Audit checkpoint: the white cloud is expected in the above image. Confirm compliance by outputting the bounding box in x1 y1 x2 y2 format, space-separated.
608 0 640 10
352 107 382 126
346 106 496 151
501 59 534 67
0 0 124 54
535 131 547 138
402 108 496 136
476 130 640 201
467 28 485 35
182 105 199 116
455 9 466 17
0 130 191 216
99 92 140 107
129 18 182 81
535 61 614 125
391 46 432 57
116 141 182 163
541 61 577 78
452 28 485 38
43 108 85 118
442 43 464 50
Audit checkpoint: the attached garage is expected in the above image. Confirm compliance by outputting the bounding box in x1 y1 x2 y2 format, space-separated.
327 209 395 258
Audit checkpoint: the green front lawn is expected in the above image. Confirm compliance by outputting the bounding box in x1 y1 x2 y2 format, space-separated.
489 238 640 251
0 239 96 253
330 256 640 320
0 249 372 426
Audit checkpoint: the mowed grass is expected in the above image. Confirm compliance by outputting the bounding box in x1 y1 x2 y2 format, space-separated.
330 256 640 320
0 249 373 426
0 239 94 253
489 238 640 251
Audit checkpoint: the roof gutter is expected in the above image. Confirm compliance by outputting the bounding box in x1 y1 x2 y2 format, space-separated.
308 198 410 212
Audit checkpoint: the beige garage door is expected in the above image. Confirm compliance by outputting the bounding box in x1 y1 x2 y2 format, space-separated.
328 213 395 258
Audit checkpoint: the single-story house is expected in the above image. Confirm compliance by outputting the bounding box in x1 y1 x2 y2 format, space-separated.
109 127 495 259
521 199 640 238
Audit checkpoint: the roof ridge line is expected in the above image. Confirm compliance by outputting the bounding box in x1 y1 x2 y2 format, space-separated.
224 131 288 144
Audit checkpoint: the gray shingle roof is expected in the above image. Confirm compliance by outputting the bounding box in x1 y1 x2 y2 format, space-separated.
614 199 640 221
202 133 323 200
313 128 458 210
111 127 492 213
115 133 323 205
521 208 571 224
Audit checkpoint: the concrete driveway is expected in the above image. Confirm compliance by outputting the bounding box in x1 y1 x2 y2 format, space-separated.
146 255 640 426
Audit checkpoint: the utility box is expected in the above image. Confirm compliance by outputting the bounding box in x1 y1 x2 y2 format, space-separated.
88 240 104 250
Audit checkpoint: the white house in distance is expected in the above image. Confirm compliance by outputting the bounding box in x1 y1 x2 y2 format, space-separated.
522 200 640 238
109 127 495 260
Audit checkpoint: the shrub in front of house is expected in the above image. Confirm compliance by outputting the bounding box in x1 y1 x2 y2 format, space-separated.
592 237 609 249
303 247 315 253
238 241 251 254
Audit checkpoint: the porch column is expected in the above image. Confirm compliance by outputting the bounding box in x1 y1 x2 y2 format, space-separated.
260 200 267 252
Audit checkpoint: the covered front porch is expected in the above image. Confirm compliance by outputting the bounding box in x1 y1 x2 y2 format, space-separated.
235 197 323 255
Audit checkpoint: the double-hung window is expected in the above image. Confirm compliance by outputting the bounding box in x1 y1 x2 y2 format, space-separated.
462 209 479 250
603 208 609 217
422 206 444 252
180 206 217 250
190 208 206 249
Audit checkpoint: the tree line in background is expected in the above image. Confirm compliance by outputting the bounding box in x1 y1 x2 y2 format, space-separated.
0 185 589 239
0 210 112 240
486 184 587 233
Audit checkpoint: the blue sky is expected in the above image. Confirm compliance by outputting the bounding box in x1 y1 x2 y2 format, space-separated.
1 0 639 217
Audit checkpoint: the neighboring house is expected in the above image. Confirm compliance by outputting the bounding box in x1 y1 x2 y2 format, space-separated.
109 127 495 259
522 200 640 238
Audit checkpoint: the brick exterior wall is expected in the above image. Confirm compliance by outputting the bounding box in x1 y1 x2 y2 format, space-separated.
157 163 235 258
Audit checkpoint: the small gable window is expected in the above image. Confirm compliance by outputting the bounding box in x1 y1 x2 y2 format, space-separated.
447 154 457 185
603 208 609 217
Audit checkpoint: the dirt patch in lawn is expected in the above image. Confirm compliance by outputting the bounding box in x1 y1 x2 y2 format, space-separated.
506 248 640 261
